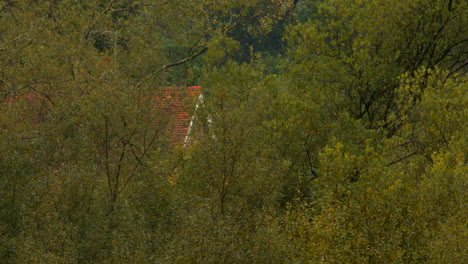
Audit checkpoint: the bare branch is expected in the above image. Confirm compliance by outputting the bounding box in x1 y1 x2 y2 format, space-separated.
385 152 417 167
110 2 168 13
161 47 208 70
135 46 208 89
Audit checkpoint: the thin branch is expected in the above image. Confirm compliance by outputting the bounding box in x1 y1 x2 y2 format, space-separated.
0 77 13 90
135 46 208 89
0 0 20 13
385 152 417 167
119 120 166 194
82 0 117 41
303 133 320 180
26 81 55 106
140 2 169 7
161 47 208 70
110 1 169 12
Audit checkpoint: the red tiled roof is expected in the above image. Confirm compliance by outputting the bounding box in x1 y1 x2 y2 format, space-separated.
2 93 53 106
2 86 202 146
2 93 53 122
153 86 202 145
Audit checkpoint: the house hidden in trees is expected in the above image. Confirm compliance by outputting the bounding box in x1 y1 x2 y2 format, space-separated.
2 86 203 146
154 86 203 146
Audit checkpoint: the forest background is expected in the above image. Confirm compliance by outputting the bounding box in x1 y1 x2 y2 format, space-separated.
0 0 466 263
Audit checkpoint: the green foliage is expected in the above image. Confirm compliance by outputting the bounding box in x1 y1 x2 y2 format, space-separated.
285 0 467 130
1 0 466 263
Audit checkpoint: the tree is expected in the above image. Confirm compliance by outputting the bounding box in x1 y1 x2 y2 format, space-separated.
285 0 466 132
1 0 466 262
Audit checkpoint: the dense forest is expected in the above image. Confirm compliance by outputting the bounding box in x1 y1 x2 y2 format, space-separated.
0 0 466 263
